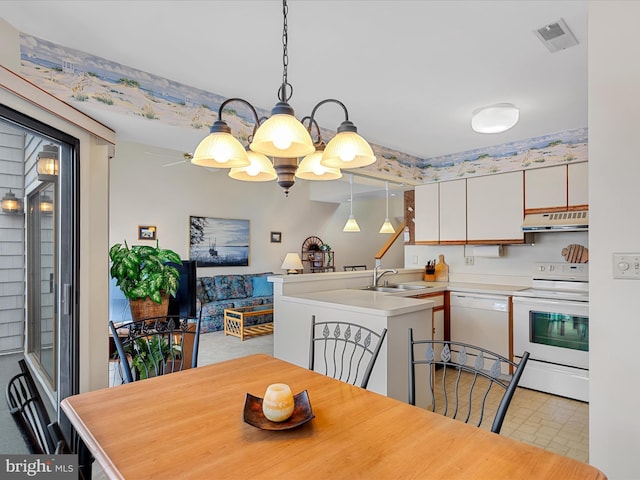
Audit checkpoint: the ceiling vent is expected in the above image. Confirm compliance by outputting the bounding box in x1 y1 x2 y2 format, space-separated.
534 18 579 53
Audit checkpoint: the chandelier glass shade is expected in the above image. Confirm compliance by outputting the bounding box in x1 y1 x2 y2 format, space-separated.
228 151 277 181
249 105 315 158
320 124 376 169
296 147 342 181
191 121 251 168
190 0 375 195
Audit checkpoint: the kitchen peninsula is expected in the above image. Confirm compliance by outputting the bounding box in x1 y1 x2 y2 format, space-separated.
269 269 440 402
269 268 530 404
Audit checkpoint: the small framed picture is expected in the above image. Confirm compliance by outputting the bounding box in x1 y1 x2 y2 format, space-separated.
138 225 157 240
270 231 282 243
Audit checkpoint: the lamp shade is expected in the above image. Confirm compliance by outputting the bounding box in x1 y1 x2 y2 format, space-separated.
343 215 361 232
471 103 519 133
379 219 395 234
321 130 376 169
250 105 315 158
379 181 395 234
343 173 360 232
281 252 303 274
192 123 251 168
229 151 277 181
295 150 342 181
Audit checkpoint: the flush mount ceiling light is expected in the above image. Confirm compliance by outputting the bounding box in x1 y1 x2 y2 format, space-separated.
471 103 519 134
191 0 375 196
343 174 360 233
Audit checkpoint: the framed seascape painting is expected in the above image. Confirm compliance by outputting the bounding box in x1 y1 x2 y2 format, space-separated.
189 216 249 267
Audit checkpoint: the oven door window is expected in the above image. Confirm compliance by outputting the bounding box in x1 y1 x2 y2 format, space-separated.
530 311 588 352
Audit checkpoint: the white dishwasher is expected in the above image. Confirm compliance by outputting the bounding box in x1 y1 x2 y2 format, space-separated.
449 292 510 369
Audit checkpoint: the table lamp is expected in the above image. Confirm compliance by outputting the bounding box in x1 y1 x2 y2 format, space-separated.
281 253 303 274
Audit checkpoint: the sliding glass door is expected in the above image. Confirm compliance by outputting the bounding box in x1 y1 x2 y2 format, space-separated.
0 105 79 423
27 182 57 385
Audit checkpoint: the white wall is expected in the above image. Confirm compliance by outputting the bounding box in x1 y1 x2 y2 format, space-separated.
109 141 405 277
588 2 640 478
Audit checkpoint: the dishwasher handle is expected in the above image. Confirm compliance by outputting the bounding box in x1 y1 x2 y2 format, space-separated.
449 292 509 312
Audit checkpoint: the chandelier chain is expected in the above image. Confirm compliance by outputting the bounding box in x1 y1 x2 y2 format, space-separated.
279 0 292 103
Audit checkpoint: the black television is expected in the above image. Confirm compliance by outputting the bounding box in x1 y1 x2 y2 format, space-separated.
168 260 197 317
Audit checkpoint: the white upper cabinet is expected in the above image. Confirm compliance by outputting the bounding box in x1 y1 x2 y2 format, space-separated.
466 171 524 243
524 162 588 212
414 183 439 244
568 162 588 208
524 165 566 211
439 179 466 244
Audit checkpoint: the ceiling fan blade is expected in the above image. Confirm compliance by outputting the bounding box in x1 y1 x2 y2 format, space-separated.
161 152 193 167
162 160 187 167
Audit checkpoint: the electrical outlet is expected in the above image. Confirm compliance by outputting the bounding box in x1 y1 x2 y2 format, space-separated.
465 256 474 265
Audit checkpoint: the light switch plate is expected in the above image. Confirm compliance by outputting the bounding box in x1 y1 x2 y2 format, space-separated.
613 253 640 279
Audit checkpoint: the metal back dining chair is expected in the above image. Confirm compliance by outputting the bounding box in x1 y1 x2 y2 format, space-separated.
309 315 387 389
408 328 530 434
109 314 202 384
6 359 94 478
5 359 56 454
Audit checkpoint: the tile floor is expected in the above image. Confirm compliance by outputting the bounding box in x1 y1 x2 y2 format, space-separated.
424 364 589 463
1 330 589 474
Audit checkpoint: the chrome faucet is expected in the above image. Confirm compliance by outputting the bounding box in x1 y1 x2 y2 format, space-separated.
373 265 398 286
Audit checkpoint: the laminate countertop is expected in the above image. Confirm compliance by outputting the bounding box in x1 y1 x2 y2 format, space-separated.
401 281 530 296
279 288 436 316
280 281 529 316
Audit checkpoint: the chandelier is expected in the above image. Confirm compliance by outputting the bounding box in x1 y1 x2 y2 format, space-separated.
191 0 376 196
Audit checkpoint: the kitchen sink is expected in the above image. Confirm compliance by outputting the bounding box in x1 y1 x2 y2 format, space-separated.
360 284 431 293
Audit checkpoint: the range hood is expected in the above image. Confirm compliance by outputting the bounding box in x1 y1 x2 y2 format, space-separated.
521 210 588 232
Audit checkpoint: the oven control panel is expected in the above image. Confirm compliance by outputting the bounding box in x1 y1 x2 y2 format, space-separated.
534 262 588 281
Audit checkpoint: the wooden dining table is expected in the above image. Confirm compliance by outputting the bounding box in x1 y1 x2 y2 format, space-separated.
62 354 606 480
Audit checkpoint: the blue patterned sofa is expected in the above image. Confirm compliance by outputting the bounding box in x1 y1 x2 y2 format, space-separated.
196 273 273 333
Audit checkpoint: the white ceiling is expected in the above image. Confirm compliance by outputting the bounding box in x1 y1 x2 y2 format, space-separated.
0 0 587 197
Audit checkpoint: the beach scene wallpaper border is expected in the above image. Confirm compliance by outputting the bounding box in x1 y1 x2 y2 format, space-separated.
18 33 587 185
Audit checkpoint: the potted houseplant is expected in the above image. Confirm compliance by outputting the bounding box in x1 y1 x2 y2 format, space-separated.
109 240 182 320
320 243 333 268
